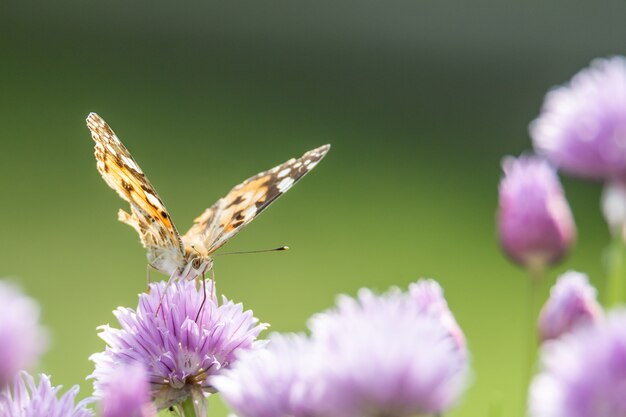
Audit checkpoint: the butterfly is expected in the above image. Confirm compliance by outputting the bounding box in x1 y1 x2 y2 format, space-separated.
86 112 330 281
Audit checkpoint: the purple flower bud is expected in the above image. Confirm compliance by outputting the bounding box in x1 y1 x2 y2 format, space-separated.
215 282 470 417
0 372 93 417
529 310 626 417
538 271 602 342
497 156 576 269
0 281 48 387
90 279 267 415
531 56 626 181
99 363 156 417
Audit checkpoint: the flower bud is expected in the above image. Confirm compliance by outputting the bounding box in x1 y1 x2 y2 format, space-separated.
538 271 602 342
497 156 576 270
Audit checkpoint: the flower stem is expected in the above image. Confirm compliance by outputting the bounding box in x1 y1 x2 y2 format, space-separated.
523 265 543 416
180 397 197 417
606 230 626 307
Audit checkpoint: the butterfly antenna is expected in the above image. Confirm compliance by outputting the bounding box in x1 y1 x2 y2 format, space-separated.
216 246 289 256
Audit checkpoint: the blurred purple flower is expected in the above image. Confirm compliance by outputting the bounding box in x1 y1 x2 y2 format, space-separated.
90 279 267 415
216 281 470 417
529 310 626 417
213 334 315 417
0 280 48 387
497 155 576 269
531 56 626 181
538 271 602 342
0 372 93 417
409 279 466 351
309 286 469 417
98 362 156 417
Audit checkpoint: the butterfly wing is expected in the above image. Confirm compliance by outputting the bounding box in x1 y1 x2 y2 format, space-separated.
86 113 185 275
183 144 330 254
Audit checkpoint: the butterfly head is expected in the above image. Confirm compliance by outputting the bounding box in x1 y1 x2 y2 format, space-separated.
177 244 213 281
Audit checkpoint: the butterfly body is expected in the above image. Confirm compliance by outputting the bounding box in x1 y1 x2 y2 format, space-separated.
86 112 329 281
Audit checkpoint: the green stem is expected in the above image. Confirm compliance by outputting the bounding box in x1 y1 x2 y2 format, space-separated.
606 230 626 307
180 397 197 417
523 265 543 417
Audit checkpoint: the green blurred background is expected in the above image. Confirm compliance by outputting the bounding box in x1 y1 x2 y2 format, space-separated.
2 1 626 415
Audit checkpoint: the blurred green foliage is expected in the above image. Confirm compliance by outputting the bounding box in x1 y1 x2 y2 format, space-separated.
2 1 626 416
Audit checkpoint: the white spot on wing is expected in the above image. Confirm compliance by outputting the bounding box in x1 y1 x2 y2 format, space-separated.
278 177 295 192
122 155 142 173
244 206 257 218
146 192 162 208
278 168 291 178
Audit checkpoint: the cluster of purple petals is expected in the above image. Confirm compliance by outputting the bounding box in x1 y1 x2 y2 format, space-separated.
409 279 466 351
538 271 602 342
0 372 93 417
531 56 626 182
497 155 575 268
99 362 156 417
214 279 470 417
0 280 48 387
90 279 267 412
213 333 316 417
529 310 626 417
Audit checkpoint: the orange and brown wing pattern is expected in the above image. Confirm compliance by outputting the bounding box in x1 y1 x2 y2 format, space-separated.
86 113 185 274
183 144 330 254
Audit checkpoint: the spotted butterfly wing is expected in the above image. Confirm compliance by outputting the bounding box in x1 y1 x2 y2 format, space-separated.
182 145 330 254
86 113 186 275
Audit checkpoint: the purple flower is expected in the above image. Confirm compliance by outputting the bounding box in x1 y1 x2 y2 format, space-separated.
213 334 316 417
90 279 267 415
538 271 602 342
215 281 470 417
531 56 626 181
529 310 626 417
0 372 93 417
98 363 156 417
497 156 576 269
309 286 470 417
0 280 48 387
409 279 466 351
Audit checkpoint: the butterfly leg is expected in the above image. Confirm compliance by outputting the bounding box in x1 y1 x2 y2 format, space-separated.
195 272 207 322
155 271 177 317
146 264 152 293
210 268 216 302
